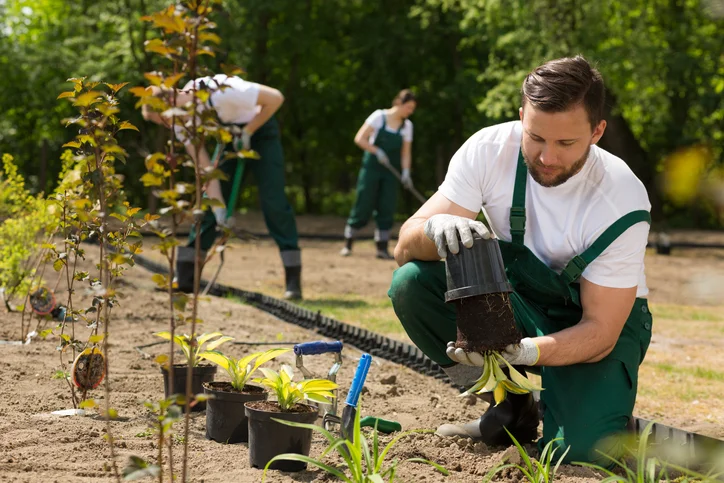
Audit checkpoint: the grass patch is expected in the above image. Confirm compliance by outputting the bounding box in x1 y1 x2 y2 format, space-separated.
296 294 404 337
650 303 724 322
652 362 724 381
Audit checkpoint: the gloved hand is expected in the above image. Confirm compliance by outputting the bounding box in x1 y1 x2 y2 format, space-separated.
423 214 490 258
500 338 540 366
401 168 413 189
213 207 230 228
375 147 390 166
445 337 540 367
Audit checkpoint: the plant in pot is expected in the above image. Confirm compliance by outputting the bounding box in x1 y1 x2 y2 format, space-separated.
445 233 542 403
154 331 232 411
199 347 290 444
246 364 338 472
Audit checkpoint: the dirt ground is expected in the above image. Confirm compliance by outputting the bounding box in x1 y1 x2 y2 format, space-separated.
0 249 603 483
0 219 723 482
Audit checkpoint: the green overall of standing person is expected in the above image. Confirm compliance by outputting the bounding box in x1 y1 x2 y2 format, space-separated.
141 74 302 300
341 90 417 259
388 56 653 465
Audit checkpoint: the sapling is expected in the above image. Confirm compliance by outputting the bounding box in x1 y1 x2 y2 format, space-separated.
133 2 249 481
253 364 339 412
54 77 146 482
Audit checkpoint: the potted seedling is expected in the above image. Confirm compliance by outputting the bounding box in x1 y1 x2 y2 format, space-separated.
154 331 232 411
245 364 338 472
262 397 449 482
445 233 542 403
200 347 290 443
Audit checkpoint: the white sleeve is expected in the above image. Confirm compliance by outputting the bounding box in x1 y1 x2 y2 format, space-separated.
437 136 485 213
402 120 413 142
581 221 650 288
364 110 384 130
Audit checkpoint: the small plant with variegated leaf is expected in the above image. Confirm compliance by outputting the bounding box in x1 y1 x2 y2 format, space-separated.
200 348 290 392
153 331 233 368
253 364 338 412
464 352 543 406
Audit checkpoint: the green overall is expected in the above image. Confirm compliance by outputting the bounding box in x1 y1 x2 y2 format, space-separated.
388 150 653 464
347 114 404 233
188 116 300 258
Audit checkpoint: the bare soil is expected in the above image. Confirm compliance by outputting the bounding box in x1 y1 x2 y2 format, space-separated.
0 248 602 482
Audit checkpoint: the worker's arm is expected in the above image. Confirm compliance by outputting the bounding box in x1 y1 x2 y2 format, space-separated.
183 142 223 202
354 123 379 155
394 191 482 266
533 280 636 365
242 84 284 135
401 139 412 171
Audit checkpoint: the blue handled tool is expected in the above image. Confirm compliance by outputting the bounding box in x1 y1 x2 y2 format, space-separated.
294 340 343 426
341 353 371 440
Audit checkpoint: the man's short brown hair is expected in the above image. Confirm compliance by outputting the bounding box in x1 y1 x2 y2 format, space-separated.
521 55 605 128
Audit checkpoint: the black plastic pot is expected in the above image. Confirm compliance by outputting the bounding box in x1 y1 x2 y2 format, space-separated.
203 382 267 444
161 364 217 411
245 401 318 472
444 233 512 302
445 234 520 353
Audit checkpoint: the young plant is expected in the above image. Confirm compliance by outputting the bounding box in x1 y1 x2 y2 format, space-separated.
254 364 338 412
153 331 233 368
483 428 569 483
464 352 543 405
262 398 449 482
574 421 719 483
199 348 290 391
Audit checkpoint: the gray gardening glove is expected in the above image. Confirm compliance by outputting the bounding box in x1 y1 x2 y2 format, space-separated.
375 147 390 166
233 128 252 152
401 168 413 189
423 214 490 258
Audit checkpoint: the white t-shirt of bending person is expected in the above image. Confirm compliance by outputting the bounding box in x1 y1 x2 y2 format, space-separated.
175 75 260 141
364 109 414 145
438 120 651 297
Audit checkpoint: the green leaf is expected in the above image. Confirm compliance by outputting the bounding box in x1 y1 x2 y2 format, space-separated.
122 456 160 481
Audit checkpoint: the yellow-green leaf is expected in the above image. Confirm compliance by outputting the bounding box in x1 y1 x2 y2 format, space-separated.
162 73 185 88
129 86 151 98
154 354 169 366
144 213 160 222
89 334 105 344
140 173 163 187
62 141 81 149
199 32 221 44
144 39 175 56
73 91 103 107
151 273 168 288
144 73 163 86
198 351 230 370
57 91 75 100
79 399 97 409
205 335 234 351
105 82 129 93
118 121 139 132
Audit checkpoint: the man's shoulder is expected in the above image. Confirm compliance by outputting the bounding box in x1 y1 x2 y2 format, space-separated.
467 120 521 147
587 146 651 211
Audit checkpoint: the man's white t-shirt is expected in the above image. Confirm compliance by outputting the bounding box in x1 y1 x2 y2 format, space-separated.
174 75 260 142
364 109 414 144
439 120 651 297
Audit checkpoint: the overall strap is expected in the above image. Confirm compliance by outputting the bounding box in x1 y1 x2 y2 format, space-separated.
509 149 527 245
560 210 652 284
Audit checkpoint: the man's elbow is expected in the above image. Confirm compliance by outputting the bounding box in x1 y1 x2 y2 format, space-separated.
587 342 616 363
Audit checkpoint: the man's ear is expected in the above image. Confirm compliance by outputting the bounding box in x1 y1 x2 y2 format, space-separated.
591 120 607 145
519 106 524 121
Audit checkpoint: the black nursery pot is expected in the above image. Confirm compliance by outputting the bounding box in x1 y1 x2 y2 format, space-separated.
203 382 267 444
245 401 318 472
445 234 521 353
444 233 512 302
161 364 217 411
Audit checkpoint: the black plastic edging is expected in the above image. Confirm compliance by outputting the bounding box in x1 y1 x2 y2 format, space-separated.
133 253 724 461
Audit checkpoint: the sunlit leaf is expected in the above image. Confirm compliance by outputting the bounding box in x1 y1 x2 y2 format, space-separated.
62 141 81 149
79 399 97 409
73 91 103 107
118 121 139 132
57 91 75 100
105 82 129 93
89 334 105 344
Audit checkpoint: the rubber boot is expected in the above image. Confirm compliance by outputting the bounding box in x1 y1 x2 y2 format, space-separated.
436 367 539 446
340 238 353 257
283 265 302 300
375 240 394 260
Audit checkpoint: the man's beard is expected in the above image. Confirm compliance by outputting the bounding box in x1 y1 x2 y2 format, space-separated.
523 146 590 187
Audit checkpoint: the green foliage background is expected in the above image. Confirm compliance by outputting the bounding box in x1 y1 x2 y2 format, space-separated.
1 0 723 228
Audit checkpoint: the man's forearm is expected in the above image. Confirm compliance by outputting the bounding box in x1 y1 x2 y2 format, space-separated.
534 318 617 366
393 218 440 266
